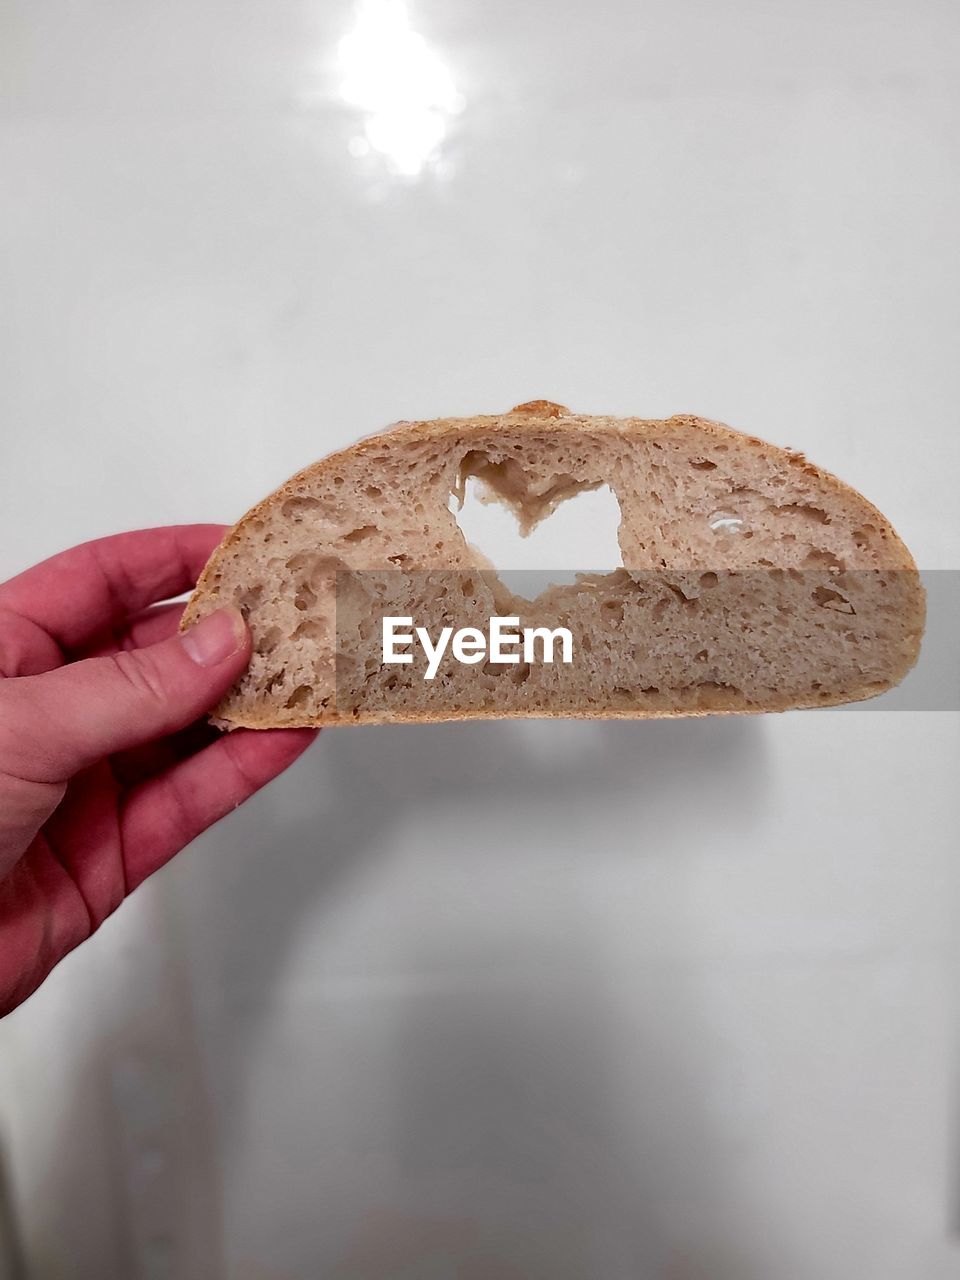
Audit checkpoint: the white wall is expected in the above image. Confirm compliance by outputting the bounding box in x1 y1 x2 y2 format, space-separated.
1 1 958 1277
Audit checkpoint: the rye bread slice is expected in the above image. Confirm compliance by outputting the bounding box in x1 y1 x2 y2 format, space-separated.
181 401 924 727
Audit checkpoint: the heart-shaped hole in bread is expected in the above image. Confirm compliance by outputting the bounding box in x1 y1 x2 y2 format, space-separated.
449 453 623 600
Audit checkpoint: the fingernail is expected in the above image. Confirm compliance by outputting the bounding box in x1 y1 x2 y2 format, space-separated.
181 607 247 667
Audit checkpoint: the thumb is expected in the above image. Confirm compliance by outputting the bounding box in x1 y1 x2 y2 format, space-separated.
0 607 251 784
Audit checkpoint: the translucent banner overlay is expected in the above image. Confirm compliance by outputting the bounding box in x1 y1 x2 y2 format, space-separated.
328 569 957 716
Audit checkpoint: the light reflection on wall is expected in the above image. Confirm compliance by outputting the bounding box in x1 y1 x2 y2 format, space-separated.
338 0 462 179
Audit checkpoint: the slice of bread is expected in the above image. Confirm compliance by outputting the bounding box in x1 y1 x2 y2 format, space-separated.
182 401 924 727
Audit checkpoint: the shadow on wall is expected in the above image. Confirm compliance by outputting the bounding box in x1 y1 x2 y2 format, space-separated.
0 1139 26 1280
176 715 773 1280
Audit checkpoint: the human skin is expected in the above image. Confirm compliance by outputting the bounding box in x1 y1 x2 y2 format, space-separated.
0 525 317 1016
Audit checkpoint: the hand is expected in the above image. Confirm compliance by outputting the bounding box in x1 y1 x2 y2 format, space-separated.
0 526 316 1016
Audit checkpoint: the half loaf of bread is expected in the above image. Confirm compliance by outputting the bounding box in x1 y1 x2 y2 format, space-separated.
182 401 923 727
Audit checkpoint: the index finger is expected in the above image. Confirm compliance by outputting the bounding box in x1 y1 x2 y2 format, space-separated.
0 525 228 652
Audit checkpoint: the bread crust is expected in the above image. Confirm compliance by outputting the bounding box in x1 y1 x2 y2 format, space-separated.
181 403 923 727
